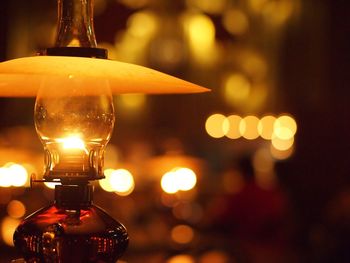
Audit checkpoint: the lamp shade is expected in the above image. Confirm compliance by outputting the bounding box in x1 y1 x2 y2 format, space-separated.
0 56 209 97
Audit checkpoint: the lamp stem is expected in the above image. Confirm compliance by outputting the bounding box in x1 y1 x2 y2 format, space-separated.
55 0 97 48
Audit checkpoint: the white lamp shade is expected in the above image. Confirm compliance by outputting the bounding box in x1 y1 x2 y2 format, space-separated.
0 56 210 97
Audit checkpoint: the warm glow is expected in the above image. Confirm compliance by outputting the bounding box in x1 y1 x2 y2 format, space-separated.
0 167 12 187
119 94 147 110
270 144 294 160
262 0 294 27
110 169 135 196
1 217 20 246
274 115 297 140
167 255 195 263
127 11 158 38
161 171 179 194
0 163 28 187
186 0 227 14
175 168 197 191
224 73 251 105
258 115 276 140
7 200 26 219
271 135 294 151
239 116 260 140
161 167 197 194
222 9 249 36
225 115 242 139
253 148 274 174
100 169 135 196
205 114 227 138
44 181 61 190
200 250 230 263
171 224 195 244
183 13 216 64
58 136 86 150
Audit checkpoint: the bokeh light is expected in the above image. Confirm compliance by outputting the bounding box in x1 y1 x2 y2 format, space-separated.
7 200 26 219
111 169 135 196
224 73 251 105
167 254 195 263
186 0 227 14
205 114 228 138
222 9 249 36
1 217 20 246
0 163 28 187
239 116 260 140
171 224 195 244
100 169 135 196
258 115 276 140
271 135 294 151
274 115 297 140
161 167 197 194
270 144 294 160
225 115 242 139
183 13 216 63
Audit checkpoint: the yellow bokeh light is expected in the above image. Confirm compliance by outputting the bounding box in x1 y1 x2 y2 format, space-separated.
239 116 260 140
186 0 227 14
248 0 269 13
205 114 227 138
161 167 197 194
119 94 146 110
7 200 26 219
167 255 195 263
183 13 216 63
222 9 249 36
274 115 297 140
271 136 294 151
127 11 158 39
225 115 242 139
1 217 20 246
258 115 276 140
224 73 251 105
161 171 178 194
99 168 115 192
175 168 197 191
262 0 294 27
171 224 195 244
8 164 28 187
110 169 135 196
270 144 294 160
100 169 135 196
0 167 12 187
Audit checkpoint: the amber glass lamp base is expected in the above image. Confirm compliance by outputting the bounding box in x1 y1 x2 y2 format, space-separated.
13 185 128 263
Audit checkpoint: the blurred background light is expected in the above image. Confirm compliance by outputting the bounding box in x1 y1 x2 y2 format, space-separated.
171 224 195 244
7 200 26 219
239 116 260 140
0 163 28 187
161 167 197 194
225 115 242 139
270 144 294 160
1 217 20 247
223 73 251 106
167 254 195 263
274 115 297 140
271 135 294 151
186 0 227 15
222 8 249 36
205 114 228 138
258 115 276 140
100 169 135 196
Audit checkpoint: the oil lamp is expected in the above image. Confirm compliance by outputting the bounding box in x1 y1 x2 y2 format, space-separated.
0 0 208 262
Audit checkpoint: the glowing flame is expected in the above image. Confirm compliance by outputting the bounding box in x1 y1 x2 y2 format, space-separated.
57 136 86 150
